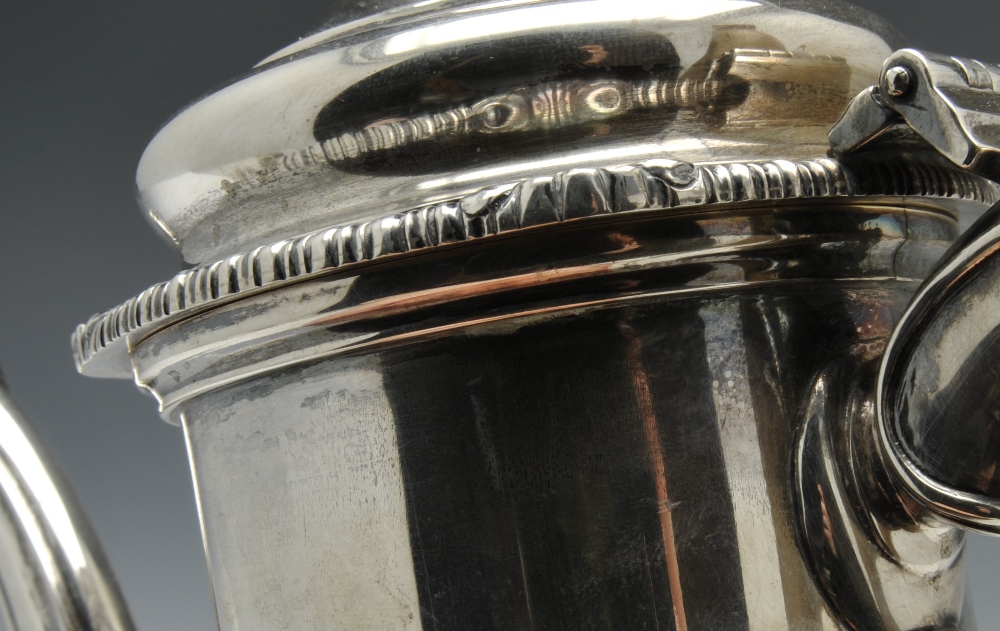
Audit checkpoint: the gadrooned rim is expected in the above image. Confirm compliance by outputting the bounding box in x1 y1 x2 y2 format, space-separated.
74 155 999 377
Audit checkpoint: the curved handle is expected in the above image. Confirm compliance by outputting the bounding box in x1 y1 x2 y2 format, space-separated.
878 204 1000 534
0 377 135 630
834 48 1000 534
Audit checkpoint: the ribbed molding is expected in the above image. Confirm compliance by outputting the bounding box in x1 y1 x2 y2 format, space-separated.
74 156 998 373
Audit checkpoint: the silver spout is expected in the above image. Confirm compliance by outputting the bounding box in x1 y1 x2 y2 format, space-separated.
0 379 134 630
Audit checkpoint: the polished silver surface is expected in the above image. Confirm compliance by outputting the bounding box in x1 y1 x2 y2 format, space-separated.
832 45 1000 535
878 199 1000 535
74 155 1000 378
136 200 967 630
136 0 900 265
66 0 1000 629
884 65 912 97
831 48 1000 177
0 379 134 631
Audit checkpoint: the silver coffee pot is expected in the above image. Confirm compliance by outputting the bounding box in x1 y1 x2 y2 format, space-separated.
3 1 1000 628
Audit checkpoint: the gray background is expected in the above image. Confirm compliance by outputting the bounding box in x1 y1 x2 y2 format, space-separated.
0 1 997 629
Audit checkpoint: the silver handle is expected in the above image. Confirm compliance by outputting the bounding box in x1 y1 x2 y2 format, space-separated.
878 203 1000 534
833 49 1000 535
0 378 134 630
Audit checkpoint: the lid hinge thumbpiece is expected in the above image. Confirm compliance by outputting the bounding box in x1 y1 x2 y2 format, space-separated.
830 48 1000 182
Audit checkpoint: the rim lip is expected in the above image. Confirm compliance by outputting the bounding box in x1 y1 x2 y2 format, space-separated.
74 155 999 379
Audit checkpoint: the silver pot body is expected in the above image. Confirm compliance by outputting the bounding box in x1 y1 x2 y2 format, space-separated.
132 200 971 630
57 1 1000 629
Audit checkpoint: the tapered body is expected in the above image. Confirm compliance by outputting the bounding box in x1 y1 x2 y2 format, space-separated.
62 1 1000 629
130 202 971 629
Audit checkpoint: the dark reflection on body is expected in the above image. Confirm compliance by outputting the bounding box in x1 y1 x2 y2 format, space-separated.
898 325 1000 498
378 283 901 630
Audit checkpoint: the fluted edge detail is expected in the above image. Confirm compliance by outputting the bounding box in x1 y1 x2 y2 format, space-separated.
73 156 998 373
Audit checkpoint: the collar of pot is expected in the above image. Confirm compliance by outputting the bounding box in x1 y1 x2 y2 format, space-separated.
76 0 1000 378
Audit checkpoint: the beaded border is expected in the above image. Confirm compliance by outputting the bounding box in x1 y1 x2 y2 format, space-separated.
74 156 999 375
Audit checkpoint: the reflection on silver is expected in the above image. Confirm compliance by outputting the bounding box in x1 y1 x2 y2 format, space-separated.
65 0 1000 629
75 155 1000 379
136 0 893 264
878 198 1000 534
702 301 788 630
127 199 966 629
322 72 743 162
0 381 133 631
831 48 1000 176
834 44 1000 535
179 363 423 630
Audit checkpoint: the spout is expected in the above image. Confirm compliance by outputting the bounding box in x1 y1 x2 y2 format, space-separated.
0 376 135 630
879 203 1000 534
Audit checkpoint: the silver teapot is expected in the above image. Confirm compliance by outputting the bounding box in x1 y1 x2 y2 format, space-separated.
3 0 1000 628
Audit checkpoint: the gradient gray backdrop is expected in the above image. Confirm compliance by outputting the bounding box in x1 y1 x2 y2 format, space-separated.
1 1 997 629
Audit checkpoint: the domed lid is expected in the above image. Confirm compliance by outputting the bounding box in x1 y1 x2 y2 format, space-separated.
91 0 1000 379
137 0 904 265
